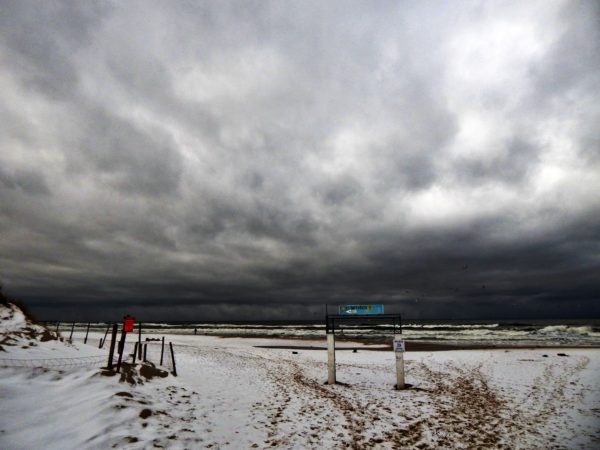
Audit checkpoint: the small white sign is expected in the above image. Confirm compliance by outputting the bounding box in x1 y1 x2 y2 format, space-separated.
393 340 405 353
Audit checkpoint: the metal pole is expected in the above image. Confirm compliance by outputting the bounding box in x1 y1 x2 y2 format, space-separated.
107 324 118 370
84 323 90 344
169 342 177 376
160 336 165 365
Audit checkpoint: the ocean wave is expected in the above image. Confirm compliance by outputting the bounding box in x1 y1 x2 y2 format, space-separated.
72 320 600 346
403 324 500 330
538 325 600 337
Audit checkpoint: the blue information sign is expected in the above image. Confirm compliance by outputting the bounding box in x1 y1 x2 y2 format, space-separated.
338 304 384 315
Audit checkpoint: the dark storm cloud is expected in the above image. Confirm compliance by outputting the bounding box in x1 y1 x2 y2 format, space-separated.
1 0 599 320
70 105 183 196
0 167 51 195
0 1 108 99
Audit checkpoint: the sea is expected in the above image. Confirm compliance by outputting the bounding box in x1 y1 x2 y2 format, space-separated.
69 319 600 348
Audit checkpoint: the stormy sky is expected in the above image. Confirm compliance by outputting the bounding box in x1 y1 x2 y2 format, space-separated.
1 1 599 321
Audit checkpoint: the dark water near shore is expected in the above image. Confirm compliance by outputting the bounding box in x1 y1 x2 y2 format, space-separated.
69 319 600 347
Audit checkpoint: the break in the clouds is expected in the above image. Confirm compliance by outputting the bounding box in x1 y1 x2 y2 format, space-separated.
1 0 599 320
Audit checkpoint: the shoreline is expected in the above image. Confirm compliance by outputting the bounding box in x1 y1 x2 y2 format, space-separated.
209 334 600 351
252 342 600 352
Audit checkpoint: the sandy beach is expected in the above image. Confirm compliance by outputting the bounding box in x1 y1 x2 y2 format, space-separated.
1 303 599 449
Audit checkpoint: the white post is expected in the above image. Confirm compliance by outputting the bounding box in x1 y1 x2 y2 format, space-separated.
327 332 336 384
394 334 405 390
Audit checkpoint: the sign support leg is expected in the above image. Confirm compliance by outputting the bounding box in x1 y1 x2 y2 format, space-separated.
394 334 405 390
327 332 336 384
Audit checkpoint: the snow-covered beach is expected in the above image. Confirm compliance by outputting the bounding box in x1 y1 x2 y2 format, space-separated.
2 303 599 449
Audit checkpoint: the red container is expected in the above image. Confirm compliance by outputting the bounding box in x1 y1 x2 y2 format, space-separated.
123 315 135 333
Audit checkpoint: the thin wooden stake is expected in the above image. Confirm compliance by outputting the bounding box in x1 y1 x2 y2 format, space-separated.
69 322 75 342
84 322 90 344
100 324 110 349
116 327 127 373
107 324 118 370
138 322 142 359
55 321 60 334
169 342 177 376
160 336 165 365
143 343 147 362
132 342 138 364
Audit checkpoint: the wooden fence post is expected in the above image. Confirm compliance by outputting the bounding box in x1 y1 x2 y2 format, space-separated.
160 336 165 365
100 324 110 349
84 323 90 344
69 322 75 342
132 342 138 364
138 323 142 359
116 327 127 373
107 324 118 370
169 342 177 376
55 321 60 334
143 343 148 362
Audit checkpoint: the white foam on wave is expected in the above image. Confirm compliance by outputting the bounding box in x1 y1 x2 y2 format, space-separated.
404 323 500 329
538 325 600 337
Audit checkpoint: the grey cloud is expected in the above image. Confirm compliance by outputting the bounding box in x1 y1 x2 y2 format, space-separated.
0 167 50 195
0 0 599 320
531 1 600 97
72 106 183 196
452 136 541 186
0 1 109 100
